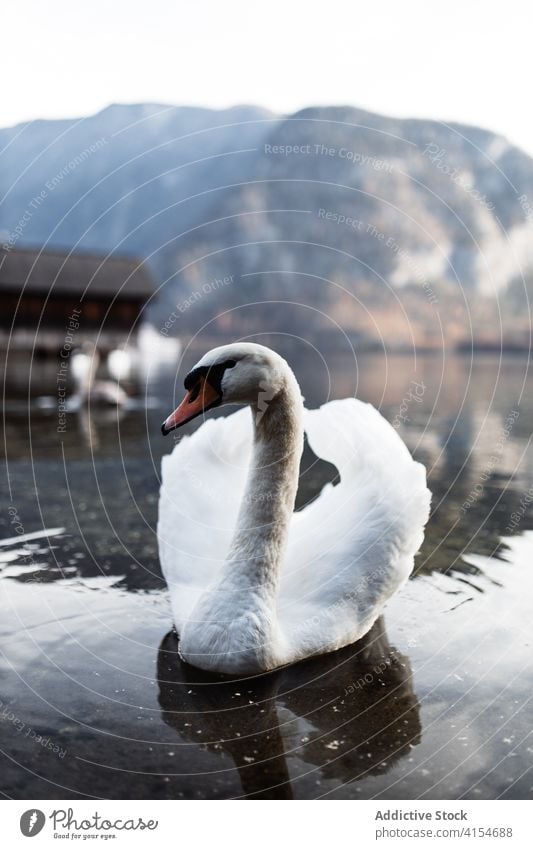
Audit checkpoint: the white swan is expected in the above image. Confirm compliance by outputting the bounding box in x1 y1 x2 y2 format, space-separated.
158 343 430 675
70 344 128 407
107 348 132 383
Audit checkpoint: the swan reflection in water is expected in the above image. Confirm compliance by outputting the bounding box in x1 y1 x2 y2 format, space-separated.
157 617 420 799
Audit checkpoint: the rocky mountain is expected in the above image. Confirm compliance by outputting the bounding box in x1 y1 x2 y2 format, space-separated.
1 103 532 349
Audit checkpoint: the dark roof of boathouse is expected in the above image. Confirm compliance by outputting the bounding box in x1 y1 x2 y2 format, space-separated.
0 246 154 300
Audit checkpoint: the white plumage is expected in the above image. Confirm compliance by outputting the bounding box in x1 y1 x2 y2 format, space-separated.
158 343 430 675
107 348 132 382
69 345 128 407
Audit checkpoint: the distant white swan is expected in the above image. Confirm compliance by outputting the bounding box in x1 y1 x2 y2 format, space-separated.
136 323 182 383
158 343 430 675
107 348 132 383
70 344 128 407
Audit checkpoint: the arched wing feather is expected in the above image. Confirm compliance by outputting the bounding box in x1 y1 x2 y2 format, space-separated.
278 399 430 657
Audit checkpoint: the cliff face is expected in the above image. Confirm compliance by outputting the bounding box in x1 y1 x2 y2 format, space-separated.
1 103 532 348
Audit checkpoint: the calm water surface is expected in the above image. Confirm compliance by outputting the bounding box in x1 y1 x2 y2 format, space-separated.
1 350 532 799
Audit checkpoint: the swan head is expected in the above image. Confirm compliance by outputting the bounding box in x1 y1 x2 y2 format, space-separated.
161 342 289 434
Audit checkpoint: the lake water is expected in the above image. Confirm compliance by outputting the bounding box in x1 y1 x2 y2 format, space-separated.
1 350 532 799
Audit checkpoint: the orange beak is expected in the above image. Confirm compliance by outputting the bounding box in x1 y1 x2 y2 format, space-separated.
161 376 221 435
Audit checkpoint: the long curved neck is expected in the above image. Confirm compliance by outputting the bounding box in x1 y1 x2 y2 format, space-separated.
222 366 304 601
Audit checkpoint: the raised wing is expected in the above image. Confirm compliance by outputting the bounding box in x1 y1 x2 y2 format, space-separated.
278 399 431 655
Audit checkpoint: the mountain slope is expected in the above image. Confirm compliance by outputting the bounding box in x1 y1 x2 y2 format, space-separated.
1 103 532 348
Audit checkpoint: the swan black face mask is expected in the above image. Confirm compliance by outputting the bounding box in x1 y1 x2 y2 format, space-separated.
161 359 236 434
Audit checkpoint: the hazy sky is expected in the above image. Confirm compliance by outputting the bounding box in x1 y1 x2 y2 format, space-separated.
3 0 531 154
